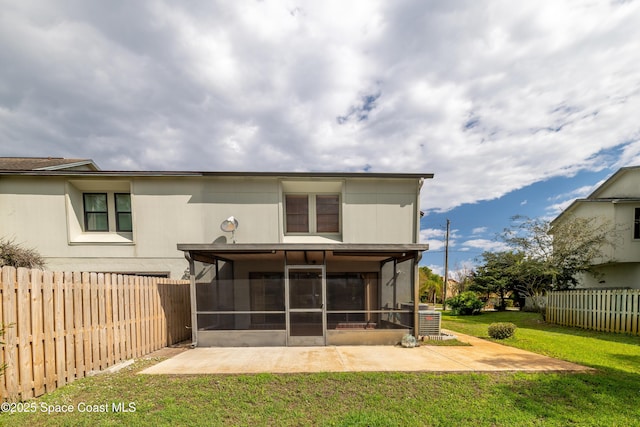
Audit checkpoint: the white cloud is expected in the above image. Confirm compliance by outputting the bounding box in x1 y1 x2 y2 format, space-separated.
471 227 488 235
545 179 607 216
461 239 510 252
615 139 640 167
548 184 597 202
2 1 640 212
423 260 477 280
420 226 461 251
420 228 447 251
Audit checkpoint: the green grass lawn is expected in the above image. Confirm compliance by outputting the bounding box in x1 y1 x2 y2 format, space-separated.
442 311 640 374
2 312 640 426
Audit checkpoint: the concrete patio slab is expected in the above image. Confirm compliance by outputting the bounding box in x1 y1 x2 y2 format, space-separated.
139 331 591 375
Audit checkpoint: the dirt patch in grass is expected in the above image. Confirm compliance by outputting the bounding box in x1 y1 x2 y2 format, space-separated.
142 346 189 359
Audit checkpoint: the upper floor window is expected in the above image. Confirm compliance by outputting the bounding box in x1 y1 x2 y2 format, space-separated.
115 193 132 232
285 195 309 232
67 179 134 244
285 194 340 234
634 208 640 239
316 195 339 232
83 193 132 232
84 193 109 231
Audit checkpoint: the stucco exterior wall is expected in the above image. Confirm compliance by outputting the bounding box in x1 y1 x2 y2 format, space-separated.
342 179 418 244
0 176 69 255
577 263 640 289
612 203 640 263
0 174 422 278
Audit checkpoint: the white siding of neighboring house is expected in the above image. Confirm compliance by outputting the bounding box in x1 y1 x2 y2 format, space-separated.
554 167 640 289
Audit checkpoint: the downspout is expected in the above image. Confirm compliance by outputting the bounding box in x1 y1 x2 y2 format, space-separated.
393 258 398 310
415 178 424 244
184 252 198 348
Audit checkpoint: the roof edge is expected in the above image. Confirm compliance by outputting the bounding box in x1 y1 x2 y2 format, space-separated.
0 170 433 179
177 243 430 252
35 159 101 171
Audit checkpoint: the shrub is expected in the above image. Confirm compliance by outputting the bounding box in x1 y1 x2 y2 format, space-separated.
446 291 484 315
0 238 45 269
488 322 517 339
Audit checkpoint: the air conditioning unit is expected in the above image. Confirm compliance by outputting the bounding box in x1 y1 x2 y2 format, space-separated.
418 311 441 336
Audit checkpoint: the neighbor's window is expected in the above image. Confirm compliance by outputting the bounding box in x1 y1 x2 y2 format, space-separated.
115 193 132 232
285 194 340 234
635 208 640 239
83 193 109 231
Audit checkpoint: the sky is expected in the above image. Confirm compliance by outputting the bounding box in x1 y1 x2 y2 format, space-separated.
2 1 640 276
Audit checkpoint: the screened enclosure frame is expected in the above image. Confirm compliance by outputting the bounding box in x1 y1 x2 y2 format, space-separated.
180 243 428 347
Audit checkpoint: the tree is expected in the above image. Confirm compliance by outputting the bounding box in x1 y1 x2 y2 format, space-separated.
419 266 443 304
451 262 474 295
445 291 484 315
0 238 45 269
501 215 618 290
509 256 554 311
470 251 525 310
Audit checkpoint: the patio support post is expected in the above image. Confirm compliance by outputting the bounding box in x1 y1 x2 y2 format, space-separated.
413 255 420 339
185 252 198 347
413 252 421 339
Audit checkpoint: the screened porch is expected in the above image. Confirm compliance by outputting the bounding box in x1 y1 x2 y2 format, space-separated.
179 244 428 346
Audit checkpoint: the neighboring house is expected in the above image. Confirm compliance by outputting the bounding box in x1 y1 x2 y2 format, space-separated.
0 157 432 346
0 156 100 171
444 278 460 299
551 166 640 289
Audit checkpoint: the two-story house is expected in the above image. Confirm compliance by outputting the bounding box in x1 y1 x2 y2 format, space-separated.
551 166 640 290
0 158 432 346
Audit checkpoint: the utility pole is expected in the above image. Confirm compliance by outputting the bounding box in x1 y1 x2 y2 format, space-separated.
442 219 450 311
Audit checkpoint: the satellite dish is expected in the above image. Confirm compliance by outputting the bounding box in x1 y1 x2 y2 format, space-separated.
220 216 239 242
220 216 238 232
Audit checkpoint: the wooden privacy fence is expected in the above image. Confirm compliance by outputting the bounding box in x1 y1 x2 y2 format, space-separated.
0 266 191 401
546 289 640 336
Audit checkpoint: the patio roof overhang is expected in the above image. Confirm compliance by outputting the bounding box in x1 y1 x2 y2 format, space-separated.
177 243 430 264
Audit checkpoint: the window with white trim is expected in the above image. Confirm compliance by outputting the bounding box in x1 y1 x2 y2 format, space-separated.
66 179 134 244
634 208 640 239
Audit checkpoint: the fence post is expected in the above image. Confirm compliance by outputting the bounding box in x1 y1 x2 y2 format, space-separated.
1 267 19 401
72 271 85 380
105 273 114 367
633 291 639 335
63 272 75 384
30 269 45 397
17 268 34 399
